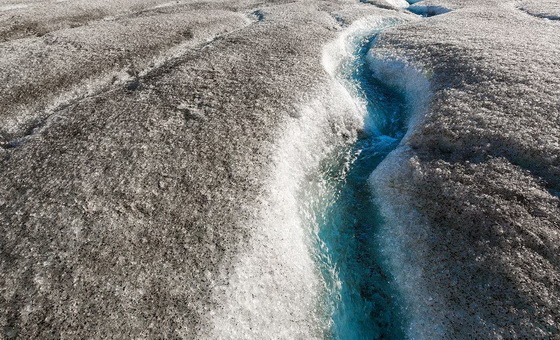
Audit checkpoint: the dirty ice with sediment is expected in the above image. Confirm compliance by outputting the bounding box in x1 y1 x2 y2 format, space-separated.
0 0 559 339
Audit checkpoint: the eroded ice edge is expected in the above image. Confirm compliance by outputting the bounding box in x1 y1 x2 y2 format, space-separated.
208 13 433 339
315 15 433 339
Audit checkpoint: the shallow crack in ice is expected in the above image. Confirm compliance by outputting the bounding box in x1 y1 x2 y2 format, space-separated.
517 7 560 21
0 12 254 150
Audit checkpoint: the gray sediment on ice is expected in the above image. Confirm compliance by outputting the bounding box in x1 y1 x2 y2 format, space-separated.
1 0 559 339
0 4 250 145
371 0 560 338
0 1 405 338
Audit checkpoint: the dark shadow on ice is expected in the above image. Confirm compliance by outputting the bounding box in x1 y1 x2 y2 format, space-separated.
407 5 451 17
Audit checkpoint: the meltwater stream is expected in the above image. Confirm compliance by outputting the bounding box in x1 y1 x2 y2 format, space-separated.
305 33 412 339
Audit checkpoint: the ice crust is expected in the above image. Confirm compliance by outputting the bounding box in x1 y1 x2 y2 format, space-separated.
0 9 252 145
209 14 411 339
383 0 410 9
0 1 412 338
364 0 410 10
0 4 28 12
363 48 435 339
369 0 560 338
518 0 560 20
207 87 353 340
1 0 559 338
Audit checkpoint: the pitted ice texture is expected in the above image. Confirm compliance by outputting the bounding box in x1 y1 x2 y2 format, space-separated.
370 0 560 338
1 0 559 338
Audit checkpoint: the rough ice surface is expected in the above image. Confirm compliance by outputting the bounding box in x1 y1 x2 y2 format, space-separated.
363 0 410 10
383 0 410 9
1 0 559 338
363 51 433 339
0 4 28 12
518 0 560 20
0 1 410 338
370 0 560 338
209 14 412 339
206 84 357 340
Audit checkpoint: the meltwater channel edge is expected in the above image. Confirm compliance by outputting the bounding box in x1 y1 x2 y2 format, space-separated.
303 31 414 339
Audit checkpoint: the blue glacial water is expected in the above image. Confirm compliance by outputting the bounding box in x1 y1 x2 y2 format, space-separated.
309 35 411 339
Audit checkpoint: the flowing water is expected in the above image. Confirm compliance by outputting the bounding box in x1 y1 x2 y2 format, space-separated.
303 33 412 339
